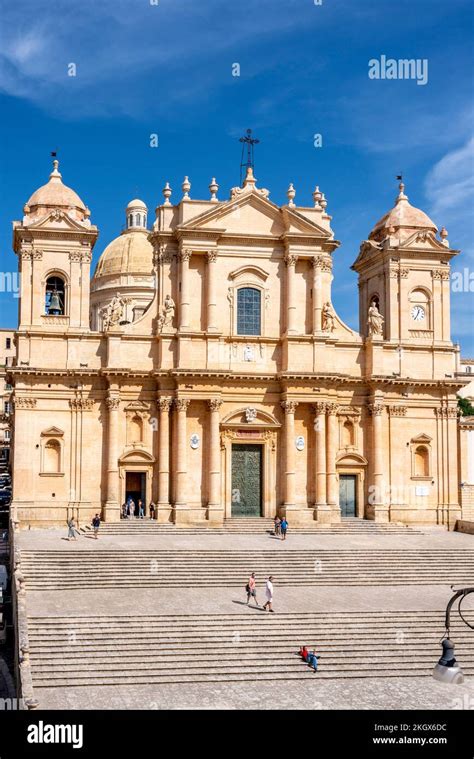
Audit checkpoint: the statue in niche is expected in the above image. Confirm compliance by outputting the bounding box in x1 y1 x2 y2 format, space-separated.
367 300 384 337
243 344 254 361
157 294 175 331
321 301 335 332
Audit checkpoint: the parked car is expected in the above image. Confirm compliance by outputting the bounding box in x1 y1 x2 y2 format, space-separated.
0 566 7 591
0 615 7 645
0 491 11 506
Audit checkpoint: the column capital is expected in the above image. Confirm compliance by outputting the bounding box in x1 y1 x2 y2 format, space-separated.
326 402 339 416
313 401 327 415
157 397 173 412
208 398 223 412
105 394 120 410
285 254 298 267
175 398 191 412
368 402 384 416
179 249 192 263
281 399 298 414
206 250 218 263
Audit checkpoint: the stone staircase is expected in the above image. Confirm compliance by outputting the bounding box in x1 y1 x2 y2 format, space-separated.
20 548 474 589
80 517 424 535
26 610 474 687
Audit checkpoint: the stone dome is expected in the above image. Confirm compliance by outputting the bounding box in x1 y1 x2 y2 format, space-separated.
93 228 153 278
26 160 87 213
369 183 437 243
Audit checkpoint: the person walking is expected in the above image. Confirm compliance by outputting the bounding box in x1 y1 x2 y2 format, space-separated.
121 502 127 519
129 499 135 519
273 516 281 536
91 513 101 539
280 517 288 540
245 572 259 607
149 502 155 520
262 575 275 612
138 499 145 519
67 517 78 541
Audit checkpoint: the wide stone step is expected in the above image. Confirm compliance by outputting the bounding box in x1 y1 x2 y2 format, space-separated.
27 611 474 688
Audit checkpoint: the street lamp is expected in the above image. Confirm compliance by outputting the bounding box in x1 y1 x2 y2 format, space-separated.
432 586 474 684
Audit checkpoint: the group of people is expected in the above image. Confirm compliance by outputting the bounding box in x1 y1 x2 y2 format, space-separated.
66 514 101 540
122 498 156 520
273 516 288 539
245 572 275 612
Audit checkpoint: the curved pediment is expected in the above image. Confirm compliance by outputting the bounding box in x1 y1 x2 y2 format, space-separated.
229 265 269 282
221 407 280 427
119 447 155 464
336 452 368 466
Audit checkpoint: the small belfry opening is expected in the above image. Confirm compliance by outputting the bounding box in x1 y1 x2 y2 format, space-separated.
45 276 66 315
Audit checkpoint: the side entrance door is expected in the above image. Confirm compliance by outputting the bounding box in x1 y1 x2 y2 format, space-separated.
231 444 262 517
339 474 357 518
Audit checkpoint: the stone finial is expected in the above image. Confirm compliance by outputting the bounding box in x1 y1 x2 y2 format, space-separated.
182 176 191 200
287 183 296 207
49 159 62 180
440 226 449 246
209 178 219 202
162 182 172 205
396 180 408 203
243 166 257 188
313 186 322 207
320 192 328 210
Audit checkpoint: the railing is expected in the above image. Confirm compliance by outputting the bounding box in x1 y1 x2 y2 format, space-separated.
10 519 39 710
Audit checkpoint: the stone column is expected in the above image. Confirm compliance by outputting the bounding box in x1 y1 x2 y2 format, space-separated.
312 257 323 334
281 400 298 512
178 249 191 330
326 402 340 521
206 251 218 333
174 398 190 513
369 402 388 522
11 396 37 523
156 397 172 519
314 401 331 523
207 399 223 521
105 391 120 522
285 254 298 335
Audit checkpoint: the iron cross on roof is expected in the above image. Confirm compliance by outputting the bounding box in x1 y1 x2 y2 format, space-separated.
239 129 260 186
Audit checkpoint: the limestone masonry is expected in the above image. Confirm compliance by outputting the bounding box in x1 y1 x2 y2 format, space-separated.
8 160 474 528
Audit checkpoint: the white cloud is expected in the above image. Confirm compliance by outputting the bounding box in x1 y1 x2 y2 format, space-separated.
425 136 474 221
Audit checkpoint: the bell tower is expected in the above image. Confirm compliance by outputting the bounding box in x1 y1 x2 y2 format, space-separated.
13 159 98 333
352 181 459 377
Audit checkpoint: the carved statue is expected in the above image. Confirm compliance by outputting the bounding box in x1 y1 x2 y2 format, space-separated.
243 344 254 361
321 301 335 332
157 294 175 331
102 293 127 331
367 300 384 337
245 407 257 423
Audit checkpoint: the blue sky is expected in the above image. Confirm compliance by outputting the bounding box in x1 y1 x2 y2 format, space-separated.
0 0 473 352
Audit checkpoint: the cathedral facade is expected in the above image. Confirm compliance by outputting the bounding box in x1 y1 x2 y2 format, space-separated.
8 160 471 528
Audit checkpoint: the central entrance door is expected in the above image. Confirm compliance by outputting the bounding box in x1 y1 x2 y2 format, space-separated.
125 472 146 515
339 474 357 517
231 444 262 517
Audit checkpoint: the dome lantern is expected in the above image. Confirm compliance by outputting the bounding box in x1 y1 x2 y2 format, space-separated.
125 198 148 230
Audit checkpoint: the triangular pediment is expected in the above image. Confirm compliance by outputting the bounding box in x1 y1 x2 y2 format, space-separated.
411 433 432 444
281 207 332 238
178 191 284 237
41 426 64 437
401 230 450 252
26 210 91 233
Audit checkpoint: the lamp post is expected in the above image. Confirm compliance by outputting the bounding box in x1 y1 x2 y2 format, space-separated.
432 586 474 684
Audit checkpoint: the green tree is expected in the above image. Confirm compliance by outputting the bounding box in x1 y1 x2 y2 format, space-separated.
458 396 474 416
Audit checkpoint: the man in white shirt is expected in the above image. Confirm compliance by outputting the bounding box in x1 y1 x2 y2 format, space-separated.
263 575 275 612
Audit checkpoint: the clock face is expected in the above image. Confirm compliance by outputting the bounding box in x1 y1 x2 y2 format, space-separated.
411 305 425 322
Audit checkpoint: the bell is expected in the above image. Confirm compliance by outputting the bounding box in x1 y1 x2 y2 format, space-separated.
49 290 62 314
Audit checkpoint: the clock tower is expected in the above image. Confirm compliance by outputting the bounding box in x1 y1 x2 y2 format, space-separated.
352 181 459 378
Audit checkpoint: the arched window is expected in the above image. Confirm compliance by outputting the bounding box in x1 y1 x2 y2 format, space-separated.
44 440 61 473
129 214 134 227
45 276 66 315
136 213 141 227
466 366 472 374
237 287 261 336
414 445 429 477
